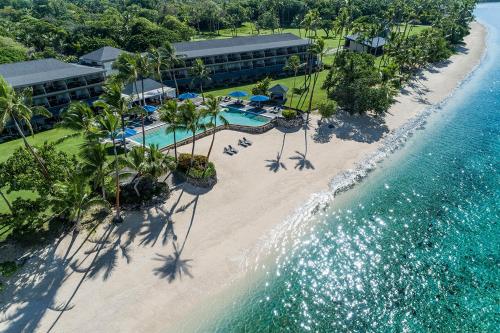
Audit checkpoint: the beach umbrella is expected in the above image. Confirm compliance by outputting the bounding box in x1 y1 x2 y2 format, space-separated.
178 92 199 100
143 105 157 113
228 90 248 98
250 95 270 102
124 128 137 137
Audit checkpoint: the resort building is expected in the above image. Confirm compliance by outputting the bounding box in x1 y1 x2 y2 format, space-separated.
344 34 387 56
0 58 106 127
78 34 314 92
169 33 313 90
79 46 126 75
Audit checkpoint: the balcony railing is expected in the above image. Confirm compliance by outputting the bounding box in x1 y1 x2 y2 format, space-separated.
44 85 66 93
86 77 104 85
67 81 86 89
33 88 46 96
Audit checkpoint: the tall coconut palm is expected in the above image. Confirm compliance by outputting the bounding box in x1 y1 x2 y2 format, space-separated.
80 141 110 200
178 100 206 167
60 101 97 138
96 110 123 223
284 55 303 108
136 54 152 106
334 6 353 56
203 95 228 162
0 76 51 178
99 80 133 152
190 59 211 103
158 99 181 162
160 42 184 96
113 53 141 105
52 171 109 226
306 38 326 122
147 48 167 104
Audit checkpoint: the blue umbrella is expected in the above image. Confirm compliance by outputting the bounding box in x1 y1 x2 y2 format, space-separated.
113 128 138 140
143 105 157 113
178 92 199 100
124 128 137 137
228 91 248 98
250 95 270 102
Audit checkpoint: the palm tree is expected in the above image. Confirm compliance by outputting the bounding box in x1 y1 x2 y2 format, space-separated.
0 76 51 178
52 171 109 226
301 9 320 38
147 48 167 104
306 38 326 122
136 54 152 106
60 101 97 138
126 145 175 197
113 53 141 105
99 80 133 152
96 110 123 223
178 100 206 167
161 42 184 96
190 59 211 103
158 100 181 162
80 141 110 200
203 95 228 162
334 6 353 56
284 55 303 108
142 144 176 180
0 171 13 214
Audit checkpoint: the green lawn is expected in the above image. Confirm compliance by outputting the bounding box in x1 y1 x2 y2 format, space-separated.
0 128 83 220
0 127 83 163
208 69 329 111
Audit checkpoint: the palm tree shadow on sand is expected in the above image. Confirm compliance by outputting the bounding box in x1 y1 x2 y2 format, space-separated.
289 151 315 170
265 132 288 172
153 194 199 283
153 245 193 283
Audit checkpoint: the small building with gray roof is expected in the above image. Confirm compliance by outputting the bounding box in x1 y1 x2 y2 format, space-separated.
79 46 126 75
344 34 387 56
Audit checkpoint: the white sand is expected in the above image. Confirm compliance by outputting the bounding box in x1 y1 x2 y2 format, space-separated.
0 22 485 333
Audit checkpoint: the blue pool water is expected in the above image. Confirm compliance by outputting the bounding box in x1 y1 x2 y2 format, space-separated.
131 108 270 148
185 5 500 332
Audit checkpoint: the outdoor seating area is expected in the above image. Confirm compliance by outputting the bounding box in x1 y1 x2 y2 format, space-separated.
223 137 252 156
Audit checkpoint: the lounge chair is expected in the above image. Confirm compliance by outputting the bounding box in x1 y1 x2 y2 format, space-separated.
242 137 252 145
223 147 234 155
238 139 249 147
228 145 239 154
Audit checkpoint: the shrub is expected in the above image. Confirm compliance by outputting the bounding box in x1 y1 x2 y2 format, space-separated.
0 261 18 278
318 100 338 119
251 77 271 96
187 162 216 179
282 109 297 120
177 153 208 172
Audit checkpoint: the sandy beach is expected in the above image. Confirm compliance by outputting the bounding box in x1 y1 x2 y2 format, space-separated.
0 22 485 333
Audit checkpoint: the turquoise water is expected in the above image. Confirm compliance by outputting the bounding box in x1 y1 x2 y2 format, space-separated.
131 108 270 148
192 5 500 332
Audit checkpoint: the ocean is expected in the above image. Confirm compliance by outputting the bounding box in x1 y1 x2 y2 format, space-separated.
189 4 500 332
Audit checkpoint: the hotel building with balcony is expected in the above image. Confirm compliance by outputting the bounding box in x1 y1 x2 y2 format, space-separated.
168 33 313 90
0 58 106 126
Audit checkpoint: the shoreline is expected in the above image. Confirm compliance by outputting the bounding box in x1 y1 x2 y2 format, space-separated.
0 22 486 333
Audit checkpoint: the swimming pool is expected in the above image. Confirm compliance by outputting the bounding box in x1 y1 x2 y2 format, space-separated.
130 107 271 148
